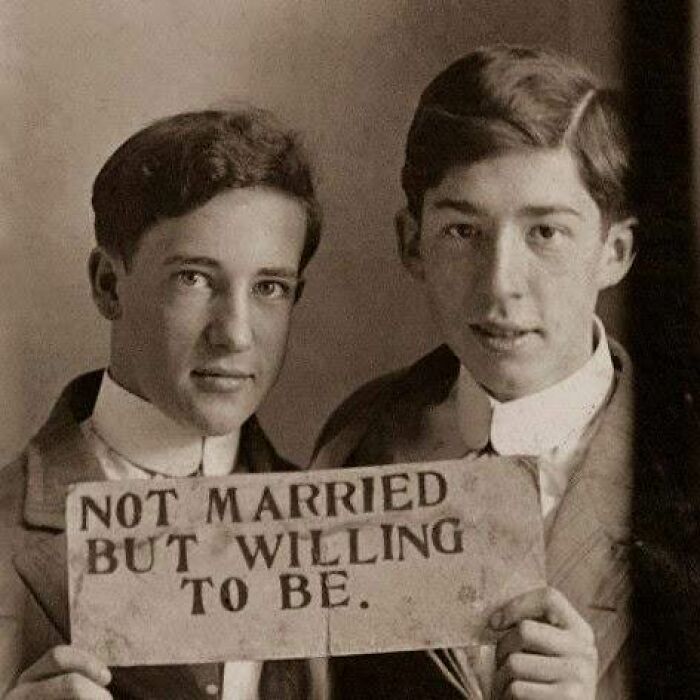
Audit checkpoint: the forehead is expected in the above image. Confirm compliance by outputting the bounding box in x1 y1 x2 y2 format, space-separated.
424 147 600 219
132 186 307 270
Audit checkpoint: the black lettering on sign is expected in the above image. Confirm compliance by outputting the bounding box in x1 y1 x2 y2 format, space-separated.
324 481 356 517
181 576 214 615
321 570 350 608
145 488 178 526
166 533 198 573
253 487 283 521
347 527 378 565
279 574 311 609
115 493 141 529
235 533 284 570
311 529 340 566
207 487 241 524
87 537 118 574
124 536 156 573
431 517 464 554
220 577 249 612
289 483 320 518
382 473 412 511
81 496 112 531
417 471 448 508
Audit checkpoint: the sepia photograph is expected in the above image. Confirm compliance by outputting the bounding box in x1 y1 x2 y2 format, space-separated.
1 1 698 698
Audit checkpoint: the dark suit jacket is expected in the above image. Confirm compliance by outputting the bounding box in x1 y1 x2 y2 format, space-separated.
313 343 635 699
0 370 315 700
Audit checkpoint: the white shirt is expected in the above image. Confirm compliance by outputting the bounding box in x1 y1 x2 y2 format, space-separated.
456 316 614 517
80 372 260 700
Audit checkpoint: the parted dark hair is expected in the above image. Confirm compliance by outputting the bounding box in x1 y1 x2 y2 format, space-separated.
402 45 632 224
92 109 321 270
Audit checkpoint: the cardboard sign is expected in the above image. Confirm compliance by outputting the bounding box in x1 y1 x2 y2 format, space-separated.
66 455 545 665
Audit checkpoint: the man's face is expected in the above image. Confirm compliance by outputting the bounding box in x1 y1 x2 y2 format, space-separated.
400 147 634 400
106 186 307 435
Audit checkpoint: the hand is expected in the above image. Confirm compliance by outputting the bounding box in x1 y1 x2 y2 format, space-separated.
490 587 597 700
7 645 112 699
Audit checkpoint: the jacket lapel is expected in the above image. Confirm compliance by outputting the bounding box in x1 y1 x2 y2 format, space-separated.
546 347 634 677
23 372 106 530
368 346 469 465
392 381 470 463
15 373 106 638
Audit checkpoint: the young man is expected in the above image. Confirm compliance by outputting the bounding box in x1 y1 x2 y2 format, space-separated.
314 46 638 699
1 110 325 699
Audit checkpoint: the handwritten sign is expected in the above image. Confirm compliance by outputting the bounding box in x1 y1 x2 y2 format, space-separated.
66 456 545 665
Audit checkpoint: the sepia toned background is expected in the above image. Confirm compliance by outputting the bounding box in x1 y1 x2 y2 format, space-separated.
0 0 629 466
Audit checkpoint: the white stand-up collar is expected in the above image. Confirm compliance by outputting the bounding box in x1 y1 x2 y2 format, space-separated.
90 372 240 478
456 317 614 456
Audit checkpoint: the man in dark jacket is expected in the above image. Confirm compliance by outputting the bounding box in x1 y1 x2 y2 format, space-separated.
314 46 640 699
1 109 326 699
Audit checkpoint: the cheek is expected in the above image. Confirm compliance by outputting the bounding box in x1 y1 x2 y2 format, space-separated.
254 307 294 361
159 302 209 357
548 257 597 287
531 272 599 330
424 262 472 312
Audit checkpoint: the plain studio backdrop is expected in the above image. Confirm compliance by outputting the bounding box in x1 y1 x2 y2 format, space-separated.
0 0 625 467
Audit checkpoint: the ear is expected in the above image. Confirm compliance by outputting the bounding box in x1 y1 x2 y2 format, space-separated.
395 208 424 280
597 217 636 290
88 247 124 320
294 278 306 304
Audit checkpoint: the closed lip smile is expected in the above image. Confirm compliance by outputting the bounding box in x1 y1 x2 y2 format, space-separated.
469 321 540 351
470 321 536 337
191 368 255 389
192 368 254 378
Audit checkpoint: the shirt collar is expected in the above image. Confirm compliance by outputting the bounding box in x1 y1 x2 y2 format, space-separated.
456 317 614 456
90 372 240 478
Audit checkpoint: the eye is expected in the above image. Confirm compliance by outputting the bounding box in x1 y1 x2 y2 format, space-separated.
175 270 211 288
442 222 482 240
528 224 564 242
252 280 293 300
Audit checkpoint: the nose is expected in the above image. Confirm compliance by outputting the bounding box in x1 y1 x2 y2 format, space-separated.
205 288 253 352
479 226 527 302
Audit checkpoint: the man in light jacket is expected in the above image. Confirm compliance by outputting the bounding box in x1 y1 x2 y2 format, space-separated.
2 108 326 700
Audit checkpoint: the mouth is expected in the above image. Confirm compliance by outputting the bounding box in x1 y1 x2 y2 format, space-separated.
469 322 539 352
191 367 255 391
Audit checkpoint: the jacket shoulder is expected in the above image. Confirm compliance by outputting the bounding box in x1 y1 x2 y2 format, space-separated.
312 346 459 468
312 371 405 469
0 453 31 618
0 453 28 530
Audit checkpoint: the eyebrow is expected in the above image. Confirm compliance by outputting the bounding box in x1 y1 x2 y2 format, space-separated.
163 256 299 279
257 267 299 280
163 255 220 267
519 205 583 219
430 198 583 219
431 198 484 215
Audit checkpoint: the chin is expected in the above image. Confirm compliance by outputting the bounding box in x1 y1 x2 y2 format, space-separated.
184 386 260 433
474 364 537 401
199 412 250 436
172 401 247 436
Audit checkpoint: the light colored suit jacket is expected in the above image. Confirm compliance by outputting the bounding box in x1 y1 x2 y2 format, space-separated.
0 370 316 700
313 342 634 699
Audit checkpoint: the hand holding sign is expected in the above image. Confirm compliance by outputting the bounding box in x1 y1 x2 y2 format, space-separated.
6 646 112 700
491 587 598 700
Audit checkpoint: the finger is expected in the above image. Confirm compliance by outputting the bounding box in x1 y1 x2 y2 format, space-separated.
497 652 568 684
501 680 562 700
17 646 111 686
10 673 113 700
490 587 591 637
496 620 584 665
